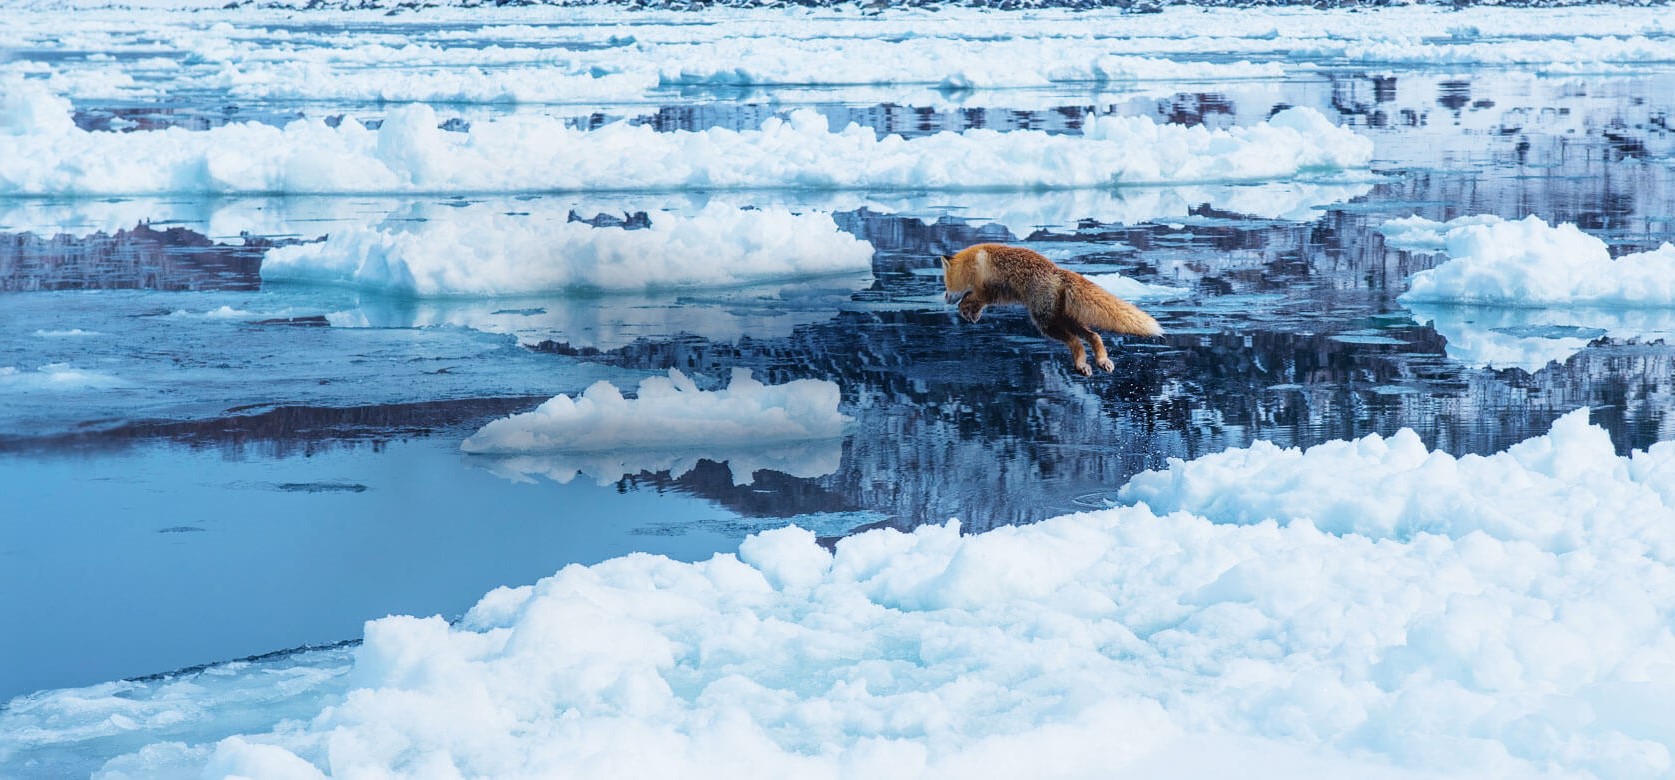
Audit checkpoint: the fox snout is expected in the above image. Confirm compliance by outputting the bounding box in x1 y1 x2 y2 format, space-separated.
945 290 968 305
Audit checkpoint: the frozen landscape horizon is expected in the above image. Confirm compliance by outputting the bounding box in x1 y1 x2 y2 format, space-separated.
3 0 1675 777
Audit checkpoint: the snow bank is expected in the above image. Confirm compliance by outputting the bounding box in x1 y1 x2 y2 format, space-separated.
51 409 1668 779
261 204 874 297
0 85 1372 195
462 368 849 457
1389 215 1675 307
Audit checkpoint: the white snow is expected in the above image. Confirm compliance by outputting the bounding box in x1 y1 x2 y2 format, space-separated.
461 368 850 458
49 409 1671 779
260 204 875 297
0 82 1372 196
32 328 102 337
1389 215 1675 307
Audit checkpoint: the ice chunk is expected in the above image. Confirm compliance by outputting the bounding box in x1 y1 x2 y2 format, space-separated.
1391 214 1675 307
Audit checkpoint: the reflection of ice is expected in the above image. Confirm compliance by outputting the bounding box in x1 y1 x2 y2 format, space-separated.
474 438 844 488
462 369 848 454
261 202 874 296
1406 302 1675 372
1085 273 1191 302
329 273 872 350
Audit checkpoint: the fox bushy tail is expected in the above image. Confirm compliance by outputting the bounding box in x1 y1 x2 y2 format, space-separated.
1065 282 1163 337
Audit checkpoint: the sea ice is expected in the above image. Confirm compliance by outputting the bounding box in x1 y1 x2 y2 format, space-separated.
0 81 1372 196
1388 214 1675 307
260 203 875 297
30 410 1669 779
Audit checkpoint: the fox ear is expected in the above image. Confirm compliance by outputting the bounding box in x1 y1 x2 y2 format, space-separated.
939 255 950 268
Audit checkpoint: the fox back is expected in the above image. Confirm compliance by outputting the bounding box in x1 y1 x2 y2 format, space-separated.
941 243 1161 338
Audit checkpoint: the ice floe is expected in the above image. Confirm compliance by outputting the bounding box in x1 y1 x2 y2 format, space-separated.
0 82 1372 195
30 409 1668 778
260 203 875 297
1389 215 1675 307
1383 215 1675 369
462 368 850 458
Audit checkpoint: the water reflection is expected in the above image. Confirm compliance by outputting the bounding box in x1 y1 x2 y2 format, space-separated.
2 69 1674 537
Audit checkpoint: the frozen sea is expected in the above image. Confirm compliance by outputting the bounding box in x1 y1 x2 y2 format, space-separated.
3 4 1675 778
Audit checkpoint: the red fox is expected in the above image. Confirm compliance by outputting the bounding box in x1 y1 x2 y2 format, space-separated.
941 243 1163 376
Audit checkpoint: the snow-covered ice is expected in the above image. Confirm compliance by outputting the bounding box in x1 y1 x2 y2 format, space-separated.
1389 215 1675 307
10 410 1664 778
0 79 1372 195
462 368 850 456
261 204 875 297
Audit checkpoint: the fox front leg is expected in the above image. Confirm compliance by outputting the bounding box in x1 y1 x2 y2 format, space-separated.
958 296 987 323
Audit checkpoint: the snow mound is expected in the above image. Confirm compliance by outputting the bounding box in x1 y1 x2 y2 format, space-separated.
260 204 875 297
78 409 1675 779
1084 273 1191 301
461 368 850 456
0 86 1371 195
1387 214 1675 307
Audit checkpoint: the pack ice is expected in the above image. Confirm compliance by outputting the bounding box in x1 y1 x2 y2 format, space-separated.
25 410 1663 779
0 80 1371 196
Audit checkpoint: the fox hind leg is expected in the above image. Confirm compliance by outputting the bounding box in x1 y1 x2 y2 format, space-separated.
1073 323 1114 373
1040 320 1093 376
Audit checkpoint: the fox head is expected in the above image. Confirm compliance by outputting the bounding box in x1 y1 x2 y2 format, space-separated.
941 253 973 305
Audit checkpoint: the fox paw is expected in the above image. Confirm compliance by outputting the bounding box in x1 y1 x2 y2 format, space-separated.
1097 357 1114 373
1074 361 1094 377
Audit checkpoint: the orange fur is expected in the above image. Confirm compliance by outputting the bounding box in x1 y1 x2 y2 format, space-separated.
940 243 1163 376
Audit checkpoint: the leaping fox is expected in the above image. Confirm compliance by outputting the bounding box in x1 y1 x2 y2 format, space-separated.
940 243 1163 376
